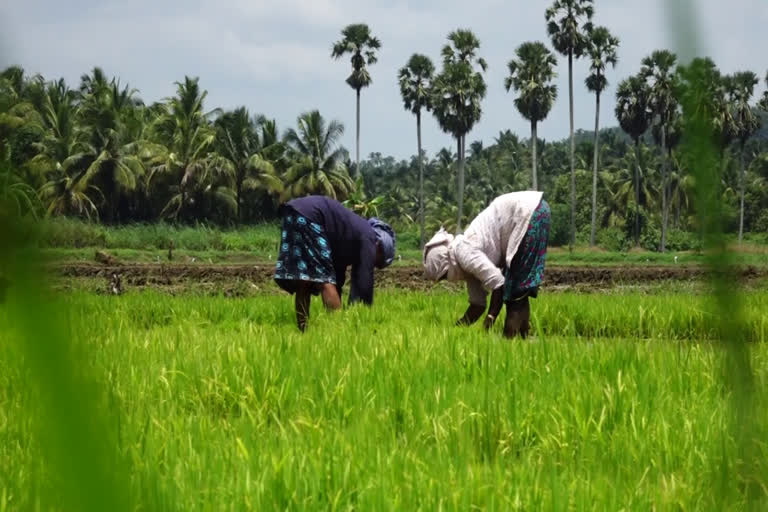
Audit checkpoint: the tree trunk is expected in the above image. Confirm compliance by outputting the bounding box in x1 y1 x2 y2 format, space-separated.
674 169 681 229
568 50 576 249
660 124 668 252
236 177 243 225
739 142 745 243
634 138 641 246
674 161 681 229
671 149 680 229
180 188 186 222
590 89 600 247
112 185 119 225
531 119 538 191
356 88 361 179
417 110 425 249
108 170 119 224
456 135 465 233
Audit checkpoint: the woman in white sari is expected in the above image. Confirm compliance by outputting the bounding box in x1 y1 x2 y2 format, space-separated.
423 191 551 338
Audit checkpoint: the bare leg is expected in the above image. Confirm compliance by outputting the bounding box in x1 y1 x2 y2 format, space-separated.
295 284 311 332
503 296 530 339
456 303 486 326
320 283 341 311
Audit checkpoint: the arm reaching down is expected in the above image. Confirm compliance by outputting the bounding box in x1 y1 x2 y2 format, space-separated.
349 240 376 305
483 286 504 330
453 238 505 327
453 238 505 292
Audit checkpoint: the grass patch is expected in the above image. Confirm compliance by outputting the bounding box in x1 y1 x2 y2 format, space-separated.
2 289 767 510
37 219 768 267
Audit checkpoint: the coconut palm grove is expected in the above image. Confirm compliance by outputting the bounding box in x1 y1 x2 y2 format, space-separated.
2 1 768 510
2 8 767 247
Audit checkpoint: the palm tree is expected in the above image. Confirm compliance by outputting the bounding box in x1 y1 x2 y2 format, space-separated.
0 66 26 112
597 169 627 230
342 184 384 218
615 74 651 246
382 183 418 225
149 77 222 221
431 29 487 232
78 67 110 99
35 79 80 164
0 146 40 218
492 130 525 186
281 110 354 201
249 117 285 214
504 41 558 192
727 71 761 242
398 53 434 248
73 75 146 222
714 74 737 157
677 58 731 154
124 103 171 220
39 166 102 220
0 66 46 115
666 152 693 229
213 108 283 223
546 0 594 246
676 57 741 240
640 49 678 252
759 71 768 111
599 166 633 229
2 76 96 220
652 109 683 229
36 76 104 222
21 79 83 207
331 24 381 178
1 67 46 172
585 26 619 246
601 144 659 231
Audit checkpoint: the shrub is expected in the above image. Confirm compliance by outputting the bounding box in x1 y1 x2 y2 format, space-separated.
640 225 661 252
548 203 570 247
665 229 702 252
597 227 629 252
638 225 702 253
753 210 768 235
394 228 421 251
39 218 107 248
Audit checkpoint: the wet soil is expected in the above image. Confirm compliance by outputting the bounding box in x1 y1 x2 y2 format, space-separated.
52 262 768 293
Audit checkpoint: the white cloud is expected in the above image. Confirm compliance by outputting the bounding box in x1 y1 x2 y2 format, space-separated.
226 0 346 28
1 0 767 159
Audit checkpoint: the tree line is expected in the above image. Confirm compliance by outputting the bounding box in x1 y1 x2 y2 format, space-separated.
2 0 768 252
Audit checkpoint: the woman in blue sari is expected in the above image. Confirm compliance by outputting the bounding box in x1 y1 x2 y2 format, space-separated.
274 195 396 331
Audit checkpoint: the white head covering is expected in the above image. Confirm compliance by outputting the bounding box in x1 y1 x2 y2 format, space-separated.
423 228 465 281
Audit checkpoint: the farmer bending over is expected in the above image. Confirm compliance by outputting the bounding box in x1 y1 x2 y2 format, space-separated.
422 191 550 338
274 195 396 331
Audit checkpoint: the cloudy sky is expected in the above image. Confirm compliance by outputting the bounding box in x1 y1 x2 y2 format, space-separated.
2 0 766 159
